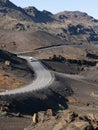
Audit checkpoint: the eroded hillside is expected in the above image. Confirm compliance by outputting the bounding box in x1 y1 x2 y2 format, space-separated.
0 0 98 53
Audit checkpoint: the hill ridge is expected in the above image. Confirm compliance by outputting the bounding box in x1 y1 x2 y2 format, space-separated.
0 0 98 52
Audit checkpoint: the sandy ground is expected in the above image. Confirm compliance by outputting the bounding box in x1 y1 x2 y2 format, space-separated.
0 116 31 130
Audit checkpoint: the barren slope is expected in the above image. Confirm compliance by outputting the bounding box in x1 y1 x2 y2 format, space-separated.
0 0 98 53
0 30 65 52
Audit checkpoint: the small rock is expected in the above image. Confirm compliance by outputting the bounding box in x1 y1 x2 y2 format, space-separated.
5 60 11 66
37 111 45 122
46 109 53 117
68 97 77 103
37 109 53 123
96 63 98 67
32 113 37 124
0 110 7 117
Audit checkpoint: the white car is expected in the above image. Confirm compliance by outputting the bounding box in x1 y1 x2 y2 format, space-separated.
29 57 33 62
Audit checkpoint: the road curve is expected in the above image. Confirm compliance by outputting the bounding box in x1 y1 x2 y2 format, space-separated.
0 56 54 96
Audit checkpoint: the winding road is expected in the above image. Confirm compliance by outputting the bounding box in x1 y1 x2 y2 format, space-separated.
0 56 54 96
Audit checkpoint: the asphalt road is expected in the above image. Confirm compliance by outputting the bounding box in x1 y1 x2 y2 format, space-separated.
0 56 54 96
15 44 80 55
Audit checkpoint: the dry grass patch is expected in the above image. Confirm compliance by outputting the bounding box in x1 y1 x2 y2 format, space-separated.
0 74 25 92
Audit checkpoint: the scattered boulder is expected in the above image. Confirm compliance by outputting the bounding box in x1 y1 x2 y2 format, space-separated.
32 109 53 124
14 23 25 31
96 63 98 67
32 113 37 124
37 109 53 122
0 110 7 117
5 60 11 66
24 109 98 130
53 110 97 130
91 92 98 98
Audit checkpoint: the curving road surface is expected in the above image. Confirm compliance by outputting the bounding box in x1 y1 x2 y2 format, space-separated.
0 56 54 96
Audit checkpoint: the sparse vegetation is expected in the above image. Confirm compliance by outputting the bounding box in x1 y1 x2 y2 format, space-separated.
0 49 34 92
0 1 98 130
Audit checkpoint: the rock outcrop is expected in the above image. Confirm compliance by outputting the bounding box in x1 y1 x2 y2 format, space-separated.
24 110 98 130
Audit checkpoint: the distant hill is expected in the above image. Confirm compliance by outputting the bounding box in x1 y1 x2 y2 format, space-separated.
24 6 54 23
0 0 98 52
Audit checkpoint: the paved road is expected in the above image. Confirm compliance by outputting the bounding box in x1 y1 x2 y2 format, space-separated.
54 71 98 87
0 56 54 96
15 44 81 55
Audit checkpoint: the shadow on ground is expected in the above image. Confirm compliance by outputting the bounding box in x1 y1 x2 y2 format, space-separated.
0 88 69 115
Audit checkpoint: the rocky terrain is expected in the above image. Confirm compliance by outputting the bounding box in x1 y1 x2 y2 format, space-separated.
24 109 98 130
0 47 98 130
0 109 98 130
0 0 98 130
0 0 98 53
